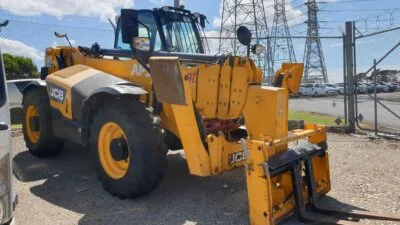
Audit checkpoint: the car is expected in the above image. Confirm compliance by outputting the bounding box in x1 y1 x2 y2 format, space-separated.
382 82 397 92
0 52 17 225
362 83 375 93
299 83 328 97
357 83 371 94
7 79 39 124
320 84 338 95
377 82 390 92
335 83 344 87
325 83 344 94
392 82 400 91
7 79 39 109
364 83 382 93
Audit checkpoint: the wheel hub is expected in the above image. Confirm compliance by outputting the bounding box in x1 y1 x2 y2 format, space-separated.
25 105 40 143
110 137 129 161
98 122 130 179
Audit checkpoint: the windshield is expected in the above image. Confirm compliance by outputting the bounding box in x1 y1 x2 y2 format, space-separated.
159 13 202 53
115 9 205 54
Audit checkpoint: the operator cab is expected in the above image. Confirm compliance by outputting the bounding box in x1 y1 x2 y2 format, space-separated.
115 6 208 54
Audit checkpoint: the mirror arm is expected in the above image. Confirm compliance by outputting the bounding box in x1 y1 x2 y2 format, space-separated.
108 18 116 32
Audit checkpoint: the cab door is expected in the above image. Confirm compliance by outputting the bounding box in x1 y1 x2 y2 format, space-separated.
0 50 15 224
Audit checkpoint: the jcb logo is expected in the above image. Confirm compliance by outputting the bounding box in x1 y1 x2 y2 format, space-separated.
47 83 66 103
228 151 248 165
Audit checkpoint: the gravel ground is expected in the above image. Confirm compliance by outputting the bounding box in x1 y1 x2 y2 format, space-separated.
10 130 400 225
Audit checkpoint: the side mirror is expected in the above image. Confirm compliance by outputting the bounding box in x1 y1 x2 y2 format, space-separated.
132 37 151 52
237 26 252 46
54 32 72 47
54 32 66 38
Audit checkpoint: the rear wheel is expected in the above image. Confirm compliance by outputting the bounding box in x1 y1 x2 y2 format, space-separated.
90 100 167 198
22 89 63 157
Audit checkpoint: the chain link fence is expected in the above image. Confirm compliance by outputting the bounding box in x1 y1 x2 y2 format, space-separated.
354 24 400 137
1 18 114 127
1 17 348 128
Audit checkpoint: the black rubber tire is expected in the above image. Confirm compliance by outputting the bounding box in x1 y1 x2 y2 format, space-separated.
22 89 63 157
90 100 167 198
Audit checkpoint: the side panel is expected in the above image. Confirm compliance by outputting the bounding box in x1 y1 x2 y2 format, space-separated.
46 65 95 120
228 65 248 118
0 50 15 224
217 62 232 118
46 47 153 92
45 65 147 144
150 57 212 176
195 64 220 118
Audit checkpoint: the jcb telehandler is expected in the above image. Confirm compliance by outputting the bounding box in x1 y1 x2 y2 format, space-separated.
22 6 400 225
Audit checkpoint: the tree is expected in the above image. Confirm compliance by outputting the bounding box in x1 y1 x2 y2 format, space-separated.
3 53 39 80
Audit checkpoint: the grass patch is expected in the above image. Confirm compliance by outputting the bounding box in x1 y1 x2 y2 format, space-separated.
11 124 22 129
289 110 338 126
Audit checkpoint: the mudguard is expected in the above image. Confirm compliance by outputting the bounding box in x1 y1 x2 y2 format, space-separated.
44 64 148 145
22 79 46 93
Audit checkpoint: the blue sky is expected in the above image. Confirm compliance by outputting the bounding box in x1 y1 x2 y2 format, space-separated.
0 0 399 83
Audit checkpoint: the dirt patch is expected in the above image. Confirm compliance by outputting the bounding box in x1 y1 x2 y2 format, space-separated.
10 133 400 225
11 128 22 137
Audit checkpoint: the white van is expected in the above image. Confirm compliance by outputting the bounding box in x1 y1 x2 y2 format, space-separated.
299 83 327 97
0 51 17 225
7 79 38 109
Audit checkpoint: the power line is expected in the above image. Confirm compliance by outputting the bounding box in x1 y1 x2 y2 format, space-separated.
271 0 297 75
320 8 400 12
303 0 329 83
318 0 386 3
218 0 272 80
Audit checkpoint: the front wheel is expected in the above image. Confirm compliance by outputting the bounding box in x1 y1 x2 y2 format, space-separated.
22 89 63 157
90 100 167 198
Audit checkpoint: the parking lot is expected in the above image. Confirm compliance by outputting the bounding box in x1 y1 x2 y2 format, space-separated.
11 130 400 225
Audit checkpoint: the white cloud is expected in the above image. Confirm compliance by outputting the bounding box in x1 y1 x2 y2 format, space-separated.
202 30 223 54
0 38 44 62
0 0 134 21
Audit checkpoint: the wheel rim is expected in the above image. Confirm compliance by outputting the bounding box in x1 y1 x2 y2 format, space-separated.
25 105 40 143
98 122 130 179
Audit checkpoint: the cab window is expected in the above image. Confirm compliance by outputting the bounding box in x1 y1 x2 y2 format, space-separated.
116 11 162 51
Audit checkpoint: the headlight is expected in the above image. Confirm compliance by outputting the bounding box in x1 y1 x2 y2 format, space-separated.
251 44 265 55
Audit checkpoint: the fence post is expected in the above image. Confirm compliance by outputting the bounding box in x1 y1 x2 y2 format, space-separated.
342 35 348 124
373 59 378 135
345 21 355 132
